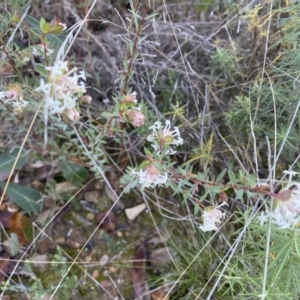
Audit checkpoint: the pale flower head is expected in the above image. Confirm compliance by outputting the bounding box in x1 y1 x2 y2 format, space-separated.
131 164 168 188
80 95 92 104
258 170 300 229
122 91 137 105
65 108 80 121
6 85 21 101
147 120 183 154
0 85 27 114
125 109 145 127
35 60 87 116
13 101 28 116
13 105 23 116
199 202 227 232
0 85 22 103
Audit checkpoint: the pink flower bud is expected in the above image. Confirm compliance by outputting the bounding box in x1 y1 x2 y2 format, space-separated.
6 85 22 101
126 110 145 127
13 105 23 116
65 108 80 121
122 92 137 105
80 95 92 104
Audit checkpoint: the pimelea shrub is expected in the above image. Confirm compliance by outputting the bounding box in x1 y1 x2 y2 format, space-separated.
2 0 300 299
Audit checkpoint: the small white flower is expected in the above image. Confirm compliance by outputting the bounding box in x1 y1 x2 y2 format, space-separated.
258 186 300 229
58 22 67 31
31 44 54 57
199 202 227 232
0 91 7 99
147 120 183 154
12 99 28 108
0 86 27 112
46 60 69 79
283 169 299 186
131 164 168 188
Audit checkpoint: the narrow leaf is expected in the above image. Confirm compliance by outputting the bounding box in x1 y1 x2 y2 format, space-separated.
216 168 227 182
228 169 236 184
10 233 20 256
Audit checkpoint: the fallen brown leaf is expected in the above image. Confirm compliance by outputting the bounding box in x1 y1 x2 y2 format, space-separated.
9 212 33 246
97 211 116 235
151 287 170 300
0 211 13 228
150 247 176 268
37 236 56 254
0 254 10 284
104 183 124 210
131 243 150 300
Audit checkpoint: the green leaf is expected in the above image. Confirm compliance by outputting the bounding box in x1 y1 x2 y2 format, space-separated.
194 204 200 215
40 18 50 34
0 182 42 213
39 17 47 32
207 185 221 194
0 148 28 173
33 63 49 77
25 16 67 48
216 168 227 182
144 147 152 156
228 169 236 184
48 24 64 34
246 173 258 187
195 0 212 13
101 111 116 118
58 160 89 186
10 233 20 256
235 189 244 200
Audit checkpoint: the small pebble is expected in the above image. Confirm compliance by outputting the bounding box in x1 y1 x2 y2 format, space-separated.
6 202 18 212
116 231 123 237
99 254 109 266
94 180 104 190
31 254 49 272
84 191 99 203
86 213 95 221
92 269 99 278
100 280 112 288
65 238 80 249
85 255 92 262
108 266 117 273
54 237 65 245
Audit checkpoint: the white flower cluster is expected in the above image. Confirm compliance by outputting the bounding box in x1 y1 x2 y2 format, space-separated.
130 120 183 189
199 202 227 232
35 60 86 116
0 86 28 115
147 120 183 154
258 170 300 229
131 164 168 188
